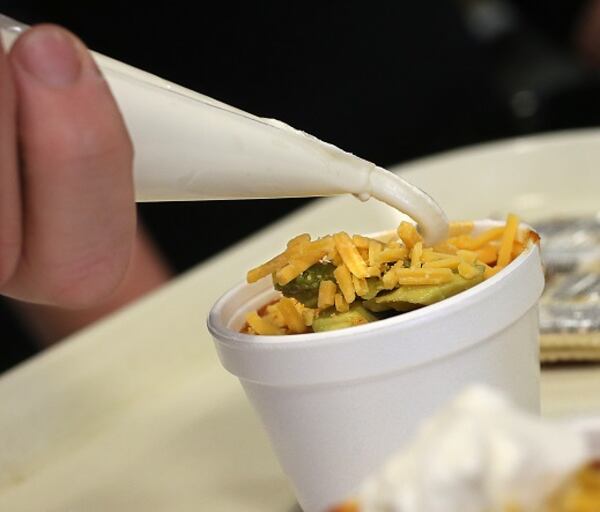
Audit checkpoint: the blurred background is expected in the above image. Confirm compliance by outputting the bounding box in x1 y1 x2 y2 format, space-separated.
2 0 600 369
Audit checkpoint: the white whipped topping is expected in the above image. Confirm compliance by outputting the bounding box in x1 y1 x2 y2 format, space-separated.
357 386 587 512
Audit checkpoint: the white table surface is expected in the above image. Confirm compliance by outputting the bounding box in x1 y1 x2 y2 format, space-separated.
2 130 600 511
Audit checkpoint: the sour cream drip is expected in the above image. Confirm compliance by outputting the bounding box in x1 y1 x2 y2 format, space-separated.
0 13 448 244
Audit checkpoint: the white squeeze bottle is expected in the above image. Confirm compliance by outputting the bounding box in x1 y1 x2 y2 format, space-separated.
0 14 448 244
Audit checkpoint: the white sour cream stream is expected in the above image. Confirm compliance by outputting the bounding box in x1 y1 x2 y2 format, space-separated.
0 13 449 246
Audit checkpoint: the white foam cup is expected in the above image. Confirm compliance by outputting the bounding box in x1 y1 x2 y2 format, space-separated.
207 220 544 512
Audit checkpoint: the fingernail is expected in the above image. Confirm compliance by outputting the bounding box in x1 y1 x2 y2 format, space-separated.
16 26 82 88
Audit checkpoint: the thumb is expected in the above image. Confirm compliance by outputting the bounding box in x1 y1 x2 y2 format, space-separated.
4 24 136 307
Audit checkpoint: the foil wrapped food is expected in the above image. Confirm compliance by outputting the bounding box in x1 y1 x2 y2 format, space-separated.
537 215 600 363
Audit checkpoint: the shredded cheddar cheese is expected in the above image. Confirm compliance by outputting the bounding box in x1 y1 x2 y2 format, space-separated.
277 297 307 333
318 280 337 309
395 267 454 285
287 233 311 248
334 264 356 304
423 256 461 269
243 213 535 335
375 247 408 264
245 311 284 335
410 241 423 269
458 261 479 279
352 275 369 297
333 232 369 278
352 234 371 249
476 244 498 264
335 292 349 313
368 239 383 266
398 221 422 250
497 213 520 267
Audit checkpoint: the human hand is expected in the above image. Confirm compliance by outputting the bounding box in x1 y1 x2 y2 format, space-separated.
0 24 136 308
